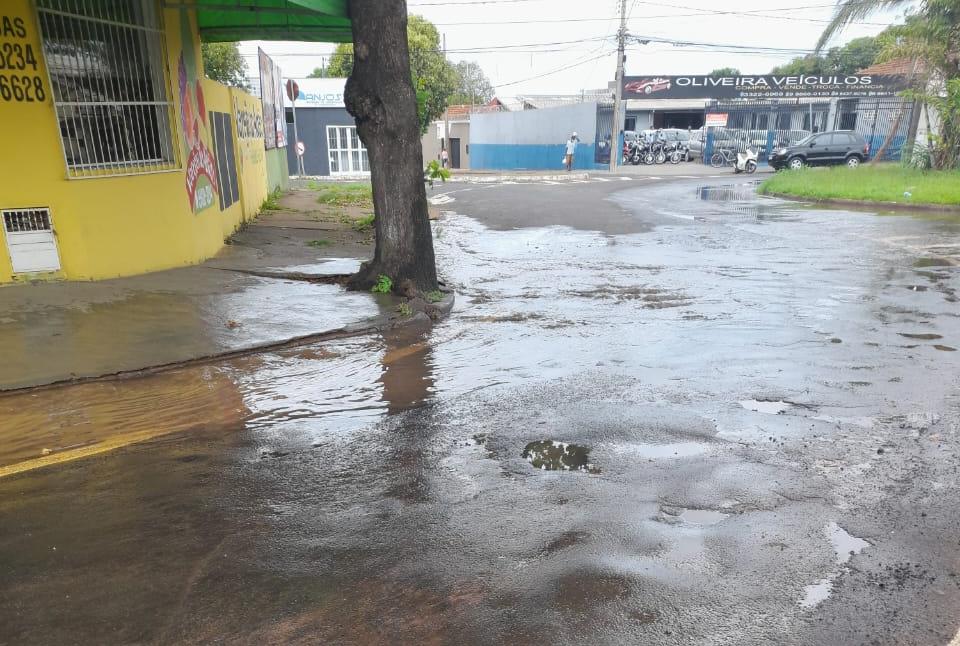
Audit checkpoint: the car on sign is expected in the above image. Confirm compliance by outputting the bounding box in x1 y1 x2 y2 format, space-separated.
769 130 870 170
624 78 671 95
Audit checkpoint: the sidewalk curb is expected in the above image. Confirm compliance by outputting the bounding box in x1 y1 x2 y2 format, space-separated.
762 191 960 214
0 289 456 397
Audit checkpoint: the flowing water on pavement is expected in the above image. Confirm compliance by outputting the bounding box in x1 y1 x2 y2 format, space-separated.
2 180 960 645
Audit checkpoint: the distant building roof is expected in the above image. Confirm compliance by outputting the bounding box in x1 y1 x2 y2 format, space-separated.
858 58 922 76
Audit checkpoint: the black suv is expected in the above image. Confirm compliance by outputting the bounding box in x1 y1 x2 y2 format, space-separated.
769 130 870 170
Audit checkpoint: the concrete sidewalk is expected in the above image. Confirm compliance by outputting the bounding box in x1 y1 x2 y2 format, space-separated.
0 190 385 391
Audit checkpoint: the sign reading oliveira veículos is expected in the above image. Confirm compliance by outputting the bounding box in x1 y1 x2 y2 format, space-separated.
622 75 907 100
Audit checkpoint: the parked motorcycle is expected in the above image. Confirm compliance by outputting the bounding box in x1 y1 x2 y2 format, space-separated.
668 141 689 164
733 145 758 174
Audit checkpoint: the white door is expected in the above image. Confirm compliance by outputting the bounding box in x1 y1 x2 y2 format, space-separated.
3 209 61 273
327 125 370 176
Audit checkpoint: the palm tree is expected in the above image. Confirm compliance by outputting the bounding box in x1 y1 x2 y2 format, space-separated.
817 0 959 168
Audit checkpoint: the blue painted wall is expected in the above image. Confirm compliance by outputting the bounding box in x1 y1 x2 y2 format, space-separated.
470 102 603 170
470 143 598 171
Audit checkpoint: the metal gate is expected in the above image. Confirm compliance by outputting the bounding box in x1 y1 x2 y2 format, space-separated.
702 96 914 164
595 103 614 164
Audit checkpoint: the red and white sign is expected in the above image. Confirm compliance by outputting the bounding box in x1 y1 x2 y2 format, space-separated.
705 113 728 128
296 141 305 156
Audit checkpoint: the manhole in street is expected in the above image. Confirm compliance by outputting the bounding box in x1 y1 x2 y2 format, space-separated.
522 440 599 473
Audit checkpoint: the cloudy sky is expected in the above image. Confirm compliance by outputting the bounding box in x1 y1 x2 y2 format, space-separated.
238 0 907 99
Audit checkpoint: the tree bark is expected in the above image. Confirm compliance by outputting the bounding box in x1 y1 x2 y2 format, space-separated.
343 0 439 293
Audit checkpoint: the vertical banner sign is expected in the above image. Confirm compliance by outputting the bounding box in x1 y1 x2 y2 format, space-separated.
258 48 287 149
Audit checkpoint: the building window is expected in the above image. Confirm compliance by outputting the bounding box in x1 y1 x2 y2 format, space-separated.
326 125 369 176
36 0 177 178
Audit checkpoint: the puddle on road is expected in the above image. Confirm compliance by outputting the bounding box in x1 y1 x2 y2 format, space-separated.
697 184 758 202
914 257 954 268
799 522 871 609
611 442 709 459
740 399 792 415
522 440 599 473
800 579 834 609
659 504 728 526
898 332 943 340
828 521 870 565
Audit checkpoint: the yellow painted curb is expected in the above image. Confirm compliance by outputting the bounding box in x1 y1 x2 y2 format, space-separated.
0 429 169 479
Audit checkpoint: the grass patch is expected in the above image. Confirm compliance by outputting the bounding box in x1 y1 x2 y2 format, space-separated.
306 239 332 248
261 188 282 211
758 165 960 206
351 213 375 233
397 302 413 317
371 274 393 294
314 183 373 209
426 290 444 303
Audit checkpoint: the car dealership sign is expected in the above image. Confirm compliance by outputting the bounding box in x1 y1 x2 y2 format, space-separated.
622 75 907 100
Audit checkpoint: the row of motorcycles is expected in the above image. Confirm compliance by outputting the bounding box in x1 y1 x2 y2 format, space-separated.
622 138 688 165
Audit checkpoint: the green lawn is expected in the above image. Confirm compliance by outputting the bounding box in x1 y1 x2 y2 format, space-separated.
758 165 960 206
308 182 373 209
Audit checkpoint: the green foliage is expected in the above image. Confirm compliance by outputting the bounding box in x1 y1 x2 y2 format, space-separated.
351 213 376 232
709 67 740 78
450 60 494 104
314 183 373 208
324 16 457 133
307 66 325 78
260 188 282 211
815 0 959 169
326 43 353 77
306 239 332 247
759 165 960 205
397 302 414 317
424 159 451 187
772 36 880 76
426 290 444 303
201 42 249 89
371 274 393 294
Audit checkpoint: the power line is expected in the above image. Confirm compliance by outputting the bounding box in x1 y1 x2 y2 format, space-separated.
495 51 610 88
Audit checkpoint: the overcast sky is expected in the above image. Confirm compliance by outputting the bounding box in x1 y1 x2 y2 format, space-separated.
237 0 907 100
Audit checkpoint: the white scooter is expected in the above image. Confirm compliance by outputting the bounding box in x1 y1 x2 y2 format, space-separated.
733 146 758 174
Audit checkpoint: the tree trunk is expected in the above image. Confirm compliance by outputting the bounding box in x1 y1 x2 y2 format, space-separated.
343 0 438 293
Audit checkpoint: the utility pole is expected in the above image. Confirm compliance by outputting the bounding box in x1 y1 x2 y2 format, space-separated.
609 0 627 172
442 33 449 157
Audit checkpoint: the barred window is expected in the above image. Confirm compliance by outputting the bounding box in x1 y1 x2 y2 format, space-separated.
36 0 177 178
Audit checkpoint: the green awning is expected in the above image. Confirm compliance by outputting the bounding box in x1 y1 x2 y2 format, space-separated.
177 1 352 43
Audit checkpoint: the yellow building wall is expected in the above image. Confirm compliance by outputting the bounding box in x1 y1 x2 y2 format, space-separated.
0 1 268 284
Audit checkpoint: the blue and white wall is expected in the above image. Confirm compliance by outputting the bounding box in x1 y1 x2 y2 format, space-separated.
470 102 602 170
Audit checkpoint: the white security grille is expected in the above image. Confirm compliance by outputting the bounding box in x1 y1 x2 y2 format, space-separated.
2 208 61 273
36 0 178 178
3 209 52 233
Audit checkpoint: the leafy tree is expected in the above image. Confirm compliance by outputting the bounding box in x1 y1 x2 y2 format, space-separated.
327 43 353 77
307 66 325 78
450 61 494 104
322 16 456 132
709 67 740 78
200 42 249 89
817 0 960 169
771 36 880 76
344 1 438 292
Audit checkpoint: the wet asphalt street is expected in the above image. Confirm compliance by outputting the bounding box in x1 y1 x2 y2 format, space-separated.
2 176 960 645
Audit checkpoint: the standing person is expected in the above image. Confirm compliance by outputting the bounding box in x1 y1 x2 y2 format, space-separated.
564 132 579 171
440 148 449 169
